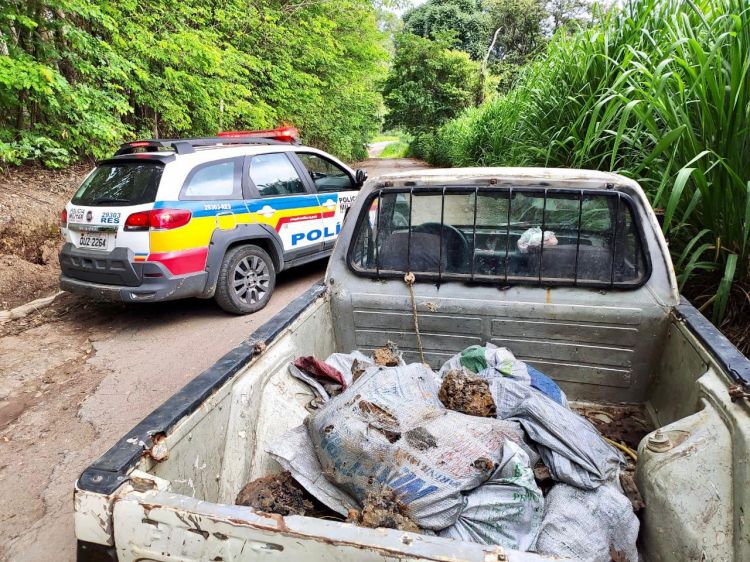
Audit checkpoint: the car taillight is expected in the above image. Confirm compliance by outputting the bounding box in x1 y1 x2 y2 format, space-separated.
150 208 191 230
124 209 192 231
60 208 67 228
124 211 150 231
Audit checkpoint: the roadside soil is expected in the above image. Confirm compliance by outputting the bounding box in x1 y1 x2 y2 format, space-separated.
0 162 92 309
0 156 429 561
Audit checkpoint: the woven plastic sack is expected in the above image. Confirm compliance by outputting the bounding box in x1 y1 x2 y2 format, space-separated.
307 363 526 530
269 423 358 515
475 373 622 490
269 422 545 549
439 344 530 381
439 441 544 550
323 351 376 381
535 483 639 562
439 343 567 406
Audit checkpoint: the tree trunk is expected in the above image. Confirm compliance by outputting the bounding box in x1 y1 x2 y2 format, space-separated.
479 27 503 104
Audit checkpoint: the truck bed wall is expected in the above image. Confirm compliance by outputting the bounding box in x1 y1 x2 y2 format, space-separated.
328 278 671 403
647 317 707 426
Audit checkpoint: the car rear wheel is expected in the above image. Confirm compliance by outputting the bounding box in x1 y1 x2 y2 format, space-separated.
215 245 276 314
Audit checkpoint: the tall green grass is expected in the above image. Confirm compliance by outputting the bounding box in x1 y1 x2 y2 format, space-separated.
422 0 750 324
379 141 411 158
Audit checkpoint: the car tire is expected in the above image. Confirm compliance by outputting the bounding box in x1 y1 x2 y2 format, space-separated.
215 245 276 314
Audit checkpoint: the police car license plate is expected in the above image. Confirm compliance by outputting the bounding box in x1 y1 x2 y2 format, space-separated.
78 232 110 250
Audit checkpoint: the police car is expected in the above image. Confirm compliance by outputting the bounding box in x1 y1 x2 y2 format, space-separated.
59 128 366 314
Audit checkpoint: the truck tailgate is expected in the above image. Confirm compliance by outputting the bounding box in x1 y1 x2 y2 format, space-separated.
112 489 550 562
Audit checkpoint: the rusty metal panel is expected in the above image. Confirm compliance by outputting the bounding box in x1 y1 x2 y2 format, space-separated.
74 487 116 546
339 287 658 402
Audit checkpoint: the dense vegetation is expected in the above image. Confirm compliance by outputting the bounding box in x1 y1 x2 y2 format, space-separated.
401 0 556 92
402 0 491 60
415 0 749 331
0 0 387 166
382 33 480 134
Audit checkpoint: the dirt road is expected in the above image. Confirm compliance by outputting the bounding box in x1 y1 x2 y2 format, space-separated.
0 156 429 561
367 140 395 158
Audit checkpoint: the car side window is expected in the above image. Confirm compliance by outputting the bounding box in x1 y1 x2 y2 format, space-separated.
180 159 241 199
297 153 354 193
249 153 306 197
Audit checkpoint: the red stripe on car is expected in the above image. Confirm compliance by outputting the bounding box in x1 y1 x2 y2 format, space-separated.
147 247 208 275
274 210 335 231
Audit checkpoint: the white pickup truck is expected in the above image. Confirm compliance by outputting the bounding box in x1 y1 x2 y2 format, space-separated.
74 168 750 562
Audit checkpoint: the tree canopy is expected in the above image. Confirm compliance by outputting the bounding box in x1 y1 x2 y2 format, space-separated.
484 0 547 65
0 0 388 166
402 0 489 60
382 33 480 134
402 0 550 65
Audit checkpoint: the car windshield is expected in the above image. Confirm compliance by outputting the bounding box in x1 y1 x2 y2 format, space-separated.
72 162 164 206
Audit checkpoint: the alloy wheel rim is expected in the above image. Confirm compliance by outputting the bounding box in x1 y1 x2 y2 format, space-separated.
233 255 270 304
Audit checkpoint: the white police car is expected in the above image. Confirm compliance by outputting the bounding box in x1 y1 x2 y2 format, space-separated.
60 128 366 313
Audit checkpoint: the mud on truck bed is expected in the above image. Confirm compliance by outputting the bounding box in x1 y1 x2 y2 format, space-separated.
74 168 750 562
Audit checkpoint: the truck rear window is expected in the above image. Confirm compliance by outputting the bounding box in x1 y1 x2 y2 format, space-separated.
348 187 650 288
72 162 164 206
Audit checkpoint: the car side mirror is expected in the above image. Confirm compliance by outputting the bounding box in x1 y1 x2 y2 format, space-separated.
355 169 368 187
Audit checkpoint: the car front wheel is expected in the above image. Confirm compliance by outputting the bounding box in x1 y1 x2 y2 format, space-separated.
215 245 276 314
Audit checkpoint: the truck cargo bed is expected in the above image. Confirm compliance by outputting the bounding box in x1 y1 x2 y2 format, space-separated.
75 284 748 562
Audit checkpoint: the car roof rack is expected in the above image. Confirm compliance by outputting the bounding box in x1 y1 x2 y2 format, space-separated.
113 135 293 157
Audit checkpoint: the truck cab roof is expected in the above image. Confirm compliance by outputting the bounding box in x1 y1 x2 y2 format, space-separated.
368 167 639 190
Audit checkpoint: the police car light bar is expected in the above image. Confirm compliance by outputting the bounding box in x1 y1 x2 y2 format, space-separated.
114 132 297 157
218 127 299 143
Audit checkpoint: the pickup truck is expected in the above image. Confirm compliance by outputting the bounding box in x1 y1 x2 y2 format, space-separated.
74 168 750 562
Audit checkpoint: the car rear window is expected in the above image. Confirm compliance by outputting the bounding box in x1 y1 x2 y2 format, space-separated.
72 162 164 206
348 187 650 289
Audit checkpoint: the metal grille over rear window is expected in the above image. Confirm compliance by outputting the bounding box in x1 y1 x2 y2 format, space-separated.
348 187 650 289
